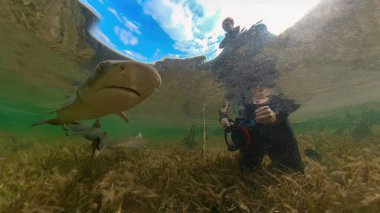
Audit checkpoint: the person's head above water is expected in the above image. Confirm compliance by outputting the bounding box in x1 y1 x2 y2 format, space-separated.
222 17 234 32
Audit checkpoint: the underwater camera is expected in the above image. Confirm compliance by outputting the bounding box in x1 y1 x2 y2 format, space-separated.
224 117 256 151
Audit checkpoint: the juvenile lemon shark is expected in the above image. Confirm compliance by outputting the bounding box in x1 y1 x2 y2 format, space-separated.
33 60 161 127
66 119 107 157
67 119 146 157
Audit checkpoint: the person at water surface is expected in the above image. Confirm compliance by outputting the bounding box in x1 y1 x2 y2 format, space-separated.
217 18 304 173
219 17 242 49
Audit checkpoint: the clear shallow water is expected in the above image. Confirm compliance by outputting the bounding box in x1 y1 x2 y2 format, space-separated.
0 2 378 142
0 41 378 142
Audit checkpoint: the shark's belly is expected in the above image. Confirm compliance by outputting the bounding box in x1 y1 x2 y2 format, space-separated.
57 89 142 121
56 105 102 121
83 89 142 112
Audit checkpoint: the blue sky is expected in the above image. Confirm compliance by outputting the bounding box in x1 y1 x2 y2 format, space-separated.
79 0 321 63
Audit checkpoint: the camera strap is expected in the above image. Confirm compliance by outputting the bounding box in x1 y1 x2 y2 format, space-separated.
224 119 255 151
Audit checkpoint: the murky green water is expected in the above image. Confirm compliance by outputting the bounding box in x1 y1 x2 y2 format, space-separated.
0 21 379 143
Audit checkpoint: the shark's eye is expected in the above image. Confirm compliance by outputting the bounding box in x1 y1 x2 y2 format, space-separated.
120 65 125 70
97 63 105 72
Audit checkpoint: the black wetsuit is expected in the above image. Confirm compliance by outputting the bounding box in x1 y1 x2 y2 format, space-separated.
219 26 242 49
214 23 303 172
238 96 304 172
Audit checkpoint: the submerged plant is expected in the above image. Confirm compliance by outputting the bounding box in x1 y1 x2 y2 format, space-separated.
0 131 379 212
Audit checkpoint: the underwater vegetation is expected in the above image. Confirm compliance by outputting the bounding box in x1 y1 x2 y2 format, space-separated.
0 130 379 212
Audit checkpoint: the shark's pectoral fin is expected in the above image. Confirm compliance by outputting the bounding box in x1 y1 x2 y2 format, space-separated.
31 119 79 126
90 138 101 159
116 112 129 123
32 118 63 126
62 124 68 136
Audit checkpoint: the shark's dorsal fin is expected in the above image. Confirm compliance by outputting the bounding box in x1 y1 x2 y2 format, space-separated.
116 112 129 123
48 93 78 114
92 119 101 129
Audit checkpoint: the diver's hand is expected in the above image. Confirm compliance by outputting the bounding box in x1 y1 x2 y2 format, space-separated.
220 101 230 113
219 101 230 129
255 106 277 125
220 118 231 129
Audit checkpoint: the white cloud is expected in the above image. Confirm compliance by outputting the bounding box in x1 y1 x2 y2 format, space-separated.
122 17 142 34
108 7 142 34
165 53 180 59
114 26 138 46
137 0 220 59
153 48 161 58
123 50 147 60
90 25 146 61
137 0 321 60
214 0 321 35
138 0 194 40
108 8 119 19
82 2 148 62
90 25 112 45
199 0 321 35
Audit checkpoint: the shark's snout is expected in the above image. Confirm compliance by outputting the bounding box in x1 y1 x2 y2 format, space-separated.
80 60 161 114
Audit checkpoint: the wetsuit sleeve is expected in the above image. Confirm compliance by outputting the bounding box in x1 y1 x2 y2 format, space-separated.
219 38 227 49
264 96 304 172
269 96 300 123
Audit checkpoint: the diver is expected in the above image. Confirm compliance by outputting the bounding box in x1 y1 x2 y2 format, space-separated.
219 17 274 51
219 17 242 49
220 89 304 173
216 18 304 173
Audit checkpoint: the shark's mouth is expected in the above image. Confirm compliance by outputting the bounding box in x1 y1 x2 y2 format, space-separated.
102 86 141 97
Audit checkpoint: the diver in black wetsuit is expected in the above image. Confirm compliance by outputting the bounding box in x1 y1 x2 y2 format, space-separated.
219 89 304 173
219 17 242 49
216 17 304 173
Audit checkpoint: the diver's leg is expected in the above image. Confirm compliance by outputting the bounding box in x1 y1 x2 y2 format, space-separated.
266 121 304 172
239 140 265 173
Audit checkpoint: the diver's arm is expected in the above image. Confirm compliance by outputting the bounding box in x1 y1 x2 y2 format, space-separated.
269 95 300 124
219 101 231 128
272 109 288 124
